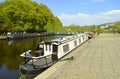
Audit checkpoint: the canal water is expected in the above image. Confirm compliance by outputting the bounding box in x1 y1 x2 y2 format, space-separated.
0 36 60 79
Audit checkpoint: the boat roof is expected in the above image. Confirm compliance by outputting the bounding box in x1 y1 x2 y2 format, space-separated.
38 33 87 45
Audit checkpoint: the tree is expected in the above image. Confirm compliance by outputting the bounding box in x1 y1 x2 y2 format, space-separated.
113 21 120 33
0 0 62 33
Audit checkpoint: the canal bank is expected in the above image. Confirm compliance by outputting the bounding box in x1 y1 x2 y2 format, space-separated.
34 34 120 79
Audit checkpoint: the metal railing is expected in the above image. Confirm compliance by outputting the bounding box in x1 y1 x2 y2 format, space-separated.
19 54 56 79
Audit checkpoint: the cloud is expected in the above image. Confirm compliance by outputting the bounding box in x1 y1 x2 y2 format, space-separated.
58 10 120 26
100 10 120 16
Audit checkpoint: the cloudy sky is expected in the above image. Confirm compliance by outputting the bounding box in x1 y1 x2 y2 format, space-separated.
34 0 120 26
0 0 120 26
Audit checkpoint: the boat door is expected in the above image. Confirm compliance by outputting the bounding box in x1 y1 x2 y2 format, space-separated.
52 44 58 60
44 42 52 55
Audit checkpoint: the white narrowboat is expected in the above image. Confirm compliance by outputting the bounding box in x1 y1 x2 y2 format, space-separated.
19 33 89 78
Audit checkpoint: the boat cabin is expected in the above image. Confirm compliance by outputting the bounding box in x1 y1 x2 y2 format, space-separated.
34 33 88 60
35 41 58 60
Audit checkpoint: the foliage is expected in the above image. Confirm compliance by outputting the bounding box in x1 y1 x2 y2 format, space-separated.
62 24 105 33
0 0 62 33
112 21 120 33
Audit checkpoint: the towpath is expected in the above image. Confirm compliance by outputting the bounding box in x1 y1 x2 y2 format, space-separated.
34 34 120 79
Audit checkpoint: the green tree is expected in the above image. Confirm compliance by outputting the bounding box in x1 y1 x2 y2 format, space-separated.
113 21 120 33
0 0 62 33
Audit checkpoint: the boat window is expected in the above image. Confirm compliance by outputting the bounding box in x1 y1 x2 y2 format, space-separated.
83 37 84 41
86 36 87 39
74 41 77 46
46 44 47 51
63 44 69 53
49 45 51 51
45 44 51 51
39 44 43 48
37 44 43 50
79 39 81 44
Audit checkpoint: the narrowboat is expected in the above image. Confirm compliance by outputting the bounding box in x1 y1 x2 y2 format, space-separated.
7 32 40 39
19 33 89 78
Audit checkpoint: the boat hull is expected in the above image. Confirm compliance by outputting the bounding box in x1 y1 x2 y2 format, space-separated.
20 65 48 78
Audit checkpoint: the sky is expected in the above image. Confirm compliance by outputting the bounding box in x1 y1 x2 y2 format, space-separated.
0 0 120 26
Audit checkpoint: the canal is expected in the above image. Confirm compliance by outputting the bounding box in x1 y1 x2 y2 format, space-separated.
0 36 60 79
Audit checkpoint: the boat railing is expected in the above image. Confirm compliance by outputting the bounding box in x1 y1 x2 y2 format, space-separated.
20 54 55 79
36 55 53 66
24 54 55 68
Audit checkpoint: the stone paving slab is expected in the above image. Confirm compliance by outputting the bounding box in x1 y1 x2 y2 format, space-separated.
34 34 120 79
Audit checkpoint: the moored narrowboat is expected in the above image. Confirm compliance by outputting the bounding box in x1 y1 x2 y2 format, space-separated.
7 32 40 39
19 33 89 78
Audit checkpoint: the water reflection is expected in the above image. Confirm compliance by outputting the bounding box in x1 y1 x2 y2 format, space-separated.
0 64 19 79
0 36 56 79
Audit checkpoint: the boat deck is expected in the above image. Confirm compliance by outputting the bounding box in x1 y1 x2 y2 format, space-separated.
22 55 54 70
34 34 120 79
31 56 54 68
